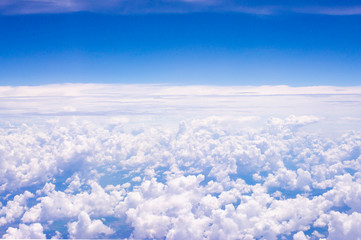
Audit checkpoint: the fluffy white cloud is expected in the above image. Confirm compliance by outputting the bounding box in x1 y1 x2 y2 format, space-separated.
1 84 361 239
22 181 126 223
318 211 361 240
67 211 114 239
0 191 34 226
123 175 208 239
2 115 361 239
2 223 46 239
293 231 308 240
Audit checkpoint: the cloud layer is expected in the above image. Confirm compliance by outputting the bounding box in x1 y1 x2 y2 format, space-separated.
1 84 361 136
0 84 361 239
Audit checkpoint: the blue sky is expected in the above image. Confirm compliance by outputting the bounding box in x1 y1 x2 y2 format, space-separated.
1 0 361 86
2 2 361 239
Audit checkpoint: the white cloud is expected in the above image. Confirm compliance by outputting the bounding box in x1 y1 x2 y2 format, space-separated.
0 85 360 125
2 223 46 239
293 231 308 240
22 181 126 223
1 84 361 239
65 173 82 193
295 6 361 16
326 211 361 240
67 211 114 239
0 191 34 226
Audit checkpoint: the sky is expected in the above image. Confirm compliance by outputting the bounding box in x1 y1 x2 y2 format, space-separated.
1 1 361 240
1 0 361 86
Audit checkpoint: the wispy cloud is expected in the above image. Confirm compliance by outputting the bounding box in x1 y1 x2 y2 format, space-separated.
293 6 361 16
233 6 277 15
0 0 120 14
1 0 361 15
233 5 361 16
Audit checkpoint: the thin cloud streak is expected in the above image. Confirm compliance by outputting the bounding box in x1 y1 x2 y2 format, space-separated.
296 6 361 16
1 0 361 15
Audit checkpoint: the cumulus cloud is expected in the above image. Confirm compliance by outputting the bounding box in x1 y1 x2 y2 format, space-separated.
327 211 361 239
67 211 114 239
22 181 126 223
293 231 308 240
1 84 361 239
0 191 34 226
2 223 46 239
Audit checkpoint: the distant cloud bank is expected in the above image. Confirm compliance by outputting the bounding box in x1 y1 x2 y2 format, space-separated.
0 84 361 239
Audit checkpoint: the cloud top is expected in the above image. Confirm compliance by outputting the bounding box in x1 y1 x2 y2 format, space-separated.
1 84 360 136
1 84 361 239
1 114 361 239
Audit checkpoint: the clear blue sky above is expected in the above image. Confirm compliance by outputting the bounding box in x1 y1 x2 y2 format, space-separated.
0 0 361 86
